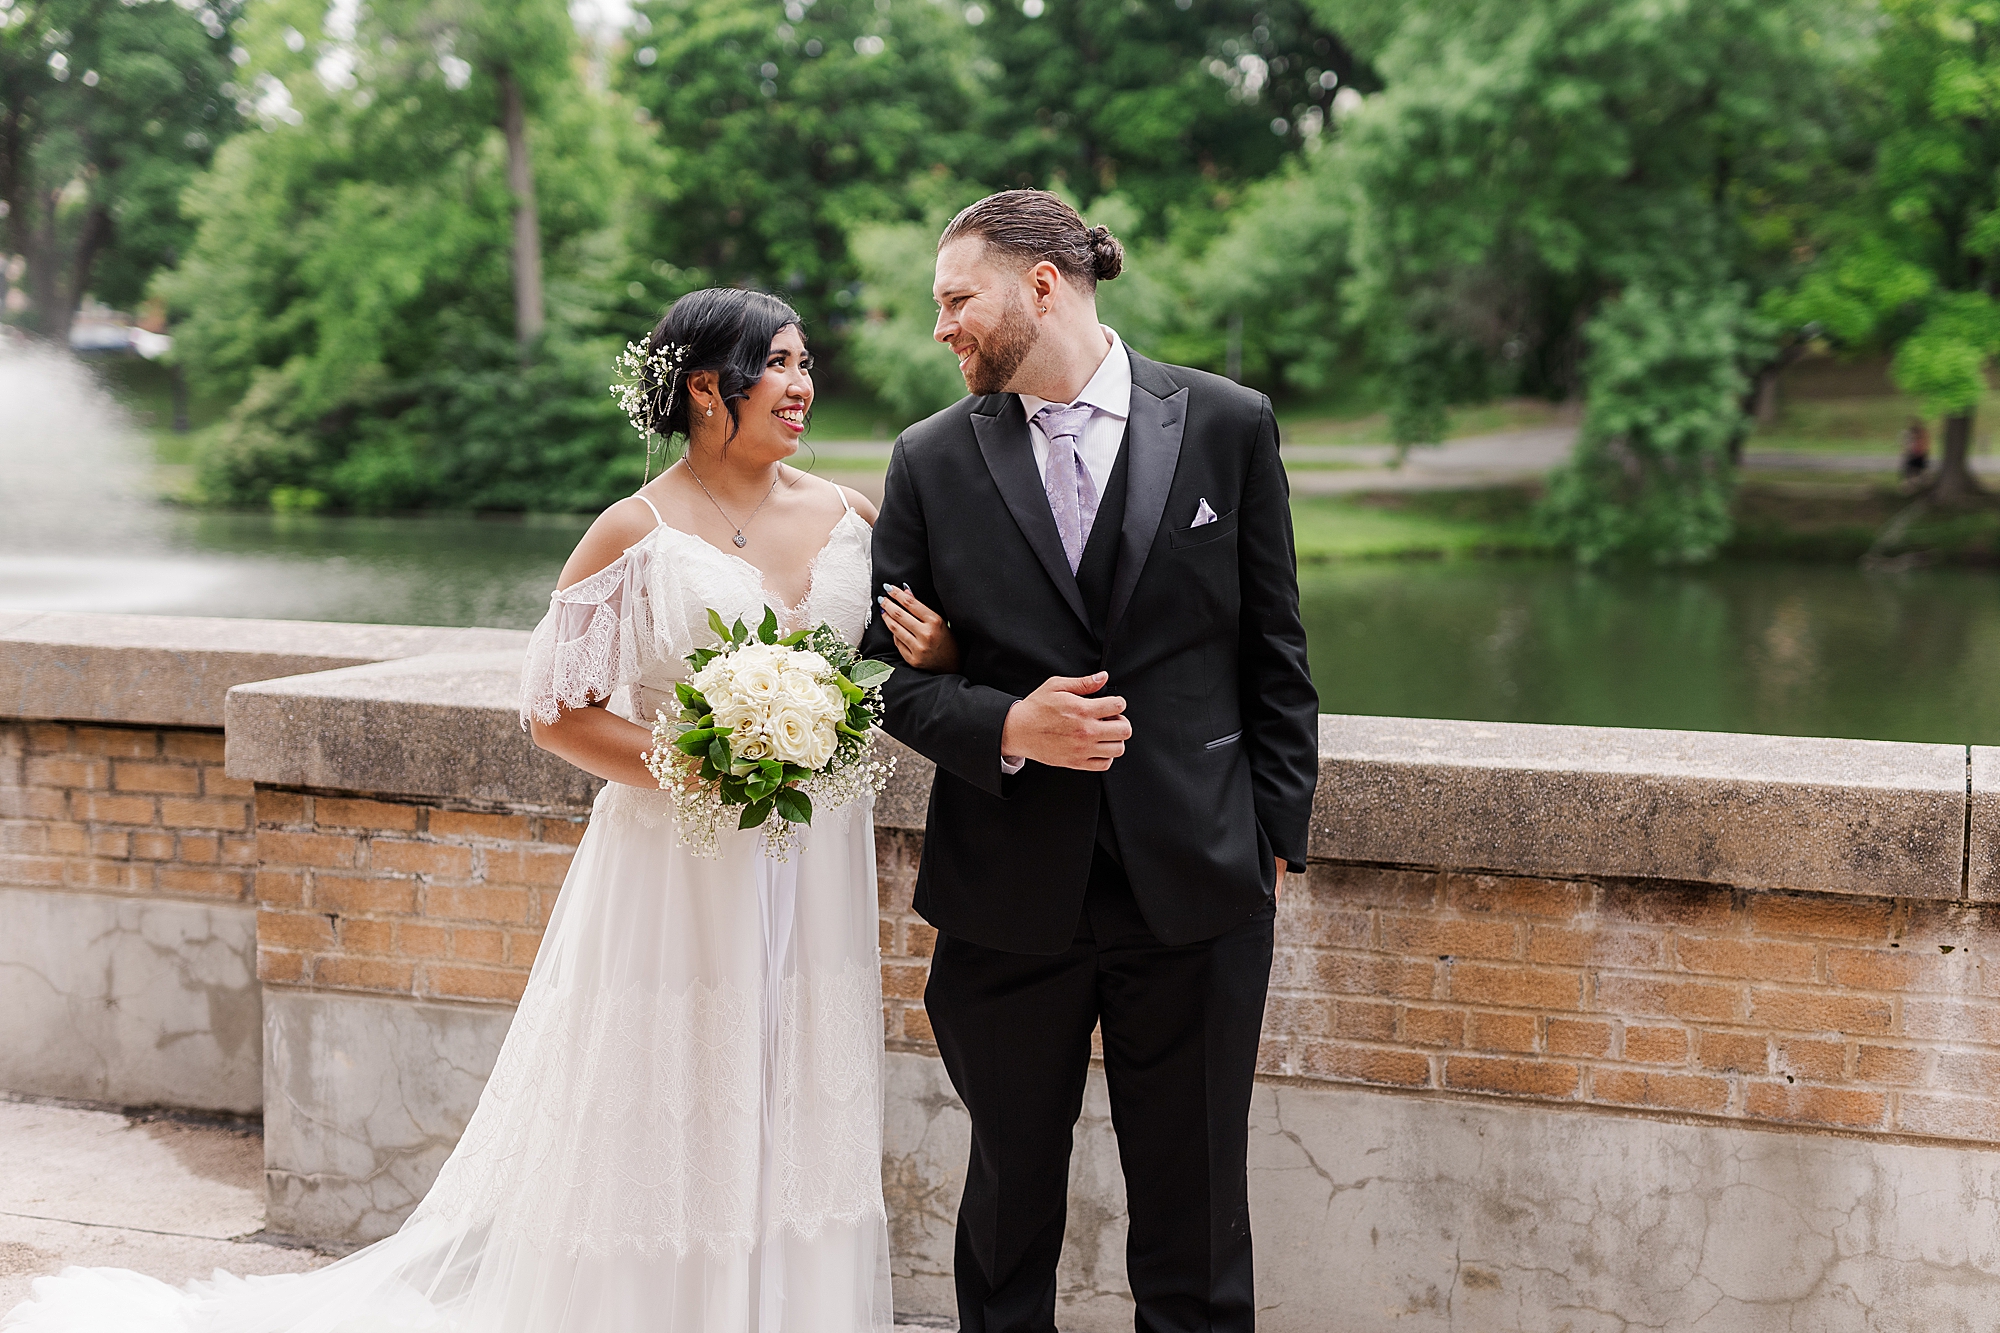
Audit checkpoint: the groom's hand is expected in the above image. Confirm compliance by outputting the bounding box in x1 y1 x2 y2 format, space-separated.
1001 672 1131 771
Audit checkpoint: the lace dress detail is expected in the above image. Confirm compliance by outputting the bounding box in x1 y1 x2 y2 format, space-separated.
3 504 891 1333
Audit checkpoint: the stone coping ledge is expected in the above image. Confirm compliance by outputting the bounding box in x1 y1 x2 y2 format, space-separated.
1 612 527 729
9 614 1989 901
1317 715 1969 901
226 651 597 810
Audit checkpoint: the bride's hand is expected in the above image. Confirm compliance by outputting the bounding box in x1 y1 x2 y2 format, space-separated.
879 584 960 673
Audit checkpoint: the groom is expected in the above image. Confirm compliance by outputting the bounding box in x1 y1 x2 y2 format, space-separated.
862 190 1318 1333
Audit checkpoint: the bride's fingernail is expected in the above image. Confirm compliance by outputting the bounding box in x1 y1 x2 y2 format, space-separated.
881 583 897 596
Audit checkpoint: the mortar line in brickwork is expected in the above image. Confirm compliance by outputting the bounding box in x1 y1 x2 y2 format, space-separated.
1965 745 1975 900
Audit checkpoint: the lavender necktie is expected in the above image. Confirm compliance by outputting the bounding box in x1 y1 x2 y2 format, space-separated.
1034 403 1099 573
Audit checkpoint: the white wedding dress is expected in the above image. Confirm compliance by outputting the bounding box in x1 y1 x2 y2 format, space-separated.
2 500 894 1333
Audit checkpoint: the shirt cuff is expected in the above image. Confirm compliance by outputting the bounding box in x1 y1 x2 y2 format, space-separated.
1000 699 1025 775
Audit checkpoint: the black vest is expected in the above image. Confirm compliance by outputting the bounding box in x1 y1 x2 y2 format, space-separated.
1074 433 1131 864
1073 433 1131 639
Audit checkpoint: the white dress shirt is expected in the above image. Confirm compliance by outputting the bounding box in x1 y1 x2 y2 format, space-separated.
1002 327 1130 775
1017 326 1132 500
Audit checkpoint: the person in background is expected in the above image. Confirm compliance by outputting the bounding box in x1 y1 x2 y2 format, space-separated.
1900 416 1931 483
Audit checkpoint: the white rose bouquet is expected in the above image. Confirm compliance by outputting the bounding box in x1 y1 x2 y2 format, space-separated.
643 607 894 858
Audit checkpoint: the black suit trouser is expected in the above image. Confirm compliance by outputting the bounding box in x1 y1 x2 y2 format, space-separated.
924 848 1275 1333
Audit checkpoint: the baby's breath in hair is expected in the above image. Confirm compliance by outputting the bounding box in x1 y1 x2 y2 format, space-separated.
610 338 691 440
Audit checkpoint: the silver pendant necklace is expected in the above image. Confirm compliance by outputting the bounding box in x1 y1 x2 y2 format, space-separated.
683 456 779 548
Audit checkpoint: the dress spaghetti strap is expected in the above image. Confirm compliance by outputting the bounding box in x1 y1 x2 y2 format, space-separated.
633 492 665 527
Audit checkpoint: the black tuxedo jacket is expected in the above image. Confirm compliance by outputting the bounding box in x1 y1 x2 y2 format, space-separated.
861 348 1319 954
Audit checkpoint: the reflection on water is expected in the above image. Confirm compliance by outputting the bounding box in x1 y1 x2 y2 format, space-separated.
1304 560 2000 745
6 343 2000 744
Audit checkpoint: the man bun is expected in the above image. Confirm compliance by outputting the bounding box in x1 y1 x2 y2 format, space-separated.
1086 225 1124 282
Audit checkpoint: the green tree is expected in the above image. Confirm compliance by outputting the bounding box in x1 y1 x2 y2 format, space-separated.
0 0 242 341
1537 284 1765 564
164 0 659 511
1773 0 2000 509
621 0 987 359
973 0 1361 235
1315 0 1865 558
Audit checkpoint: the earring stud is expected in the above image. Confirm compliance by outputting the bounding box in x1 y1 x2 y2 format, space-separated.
706 406 713 417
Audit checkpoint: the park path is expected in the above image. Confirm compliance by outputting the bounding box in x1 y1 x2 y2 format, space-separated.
809 424 2000 502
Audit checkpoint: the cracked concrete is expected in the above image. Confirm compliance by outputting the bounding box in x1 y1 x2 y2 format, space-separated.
0 888 260 1112
261 989 514 1245
887 1053 2000 1331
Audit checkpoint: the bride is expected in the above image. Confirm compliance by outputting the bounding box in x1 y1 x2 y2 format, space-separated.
2 288 959 1333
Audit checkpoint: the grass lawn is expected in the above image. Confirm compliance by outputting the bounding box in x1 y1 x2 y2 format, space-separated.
1746 389 2000 457
1290 489 1551 562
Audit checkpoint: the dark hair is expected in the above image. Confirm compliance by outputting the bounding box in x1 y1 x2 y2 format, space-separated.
938 189 1124 291
638 288 805 443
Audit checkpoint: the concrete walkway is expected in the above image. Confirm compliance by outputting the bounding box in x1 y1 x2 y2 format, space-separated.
0 1097 332 1313
0 1096 951 1326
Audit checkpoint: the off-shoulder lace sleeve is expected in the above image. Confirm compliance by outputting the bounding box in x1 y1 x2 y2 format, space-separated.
519 547 655 727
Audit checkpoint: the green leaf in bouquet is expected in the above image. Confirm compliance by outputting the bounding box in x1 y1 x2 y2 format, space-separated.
689 648 720 672
778 629 811 647
846 703 873 731
739 797 775 829
774 787 812 824
760 758 785 781
731 617 749 644
707 609 732 644
674 682 702 708
708 735 733 771
758 606 779 644
847 659 893 689
835 676 864 705
674 727 715 755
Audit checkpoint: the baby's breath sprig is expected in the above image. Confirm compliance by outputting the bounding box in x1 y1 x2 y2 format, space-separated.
610 338 692 438
611 337 692 483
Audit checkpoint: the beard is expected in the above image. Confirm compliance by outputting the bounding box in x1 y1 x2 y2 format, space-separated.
958 289 1040 395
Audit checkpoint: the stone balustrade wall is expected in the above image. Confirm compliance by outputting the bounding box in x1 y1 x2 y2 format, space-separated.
12 610 2000 1329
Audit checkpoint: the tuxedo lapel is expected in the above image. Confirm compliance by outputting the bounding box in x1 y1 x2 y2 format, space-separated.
1106 354 1188 636
971 395 1093 633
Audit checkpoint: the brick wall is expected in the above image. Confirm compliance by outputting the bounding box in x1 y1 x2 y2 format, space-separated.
0 720 254 902
876 835 2000 1147
253 790 585 1005
1260 862 2000 1143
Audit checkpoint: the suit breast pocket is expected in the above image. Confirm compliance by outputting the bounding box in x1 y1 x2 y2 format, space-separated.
1168 509 1239 550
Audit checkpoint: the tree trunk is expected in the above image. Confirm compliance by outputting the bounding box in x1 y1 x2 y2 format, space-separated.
26 190 63 342
1928 410 1989 508
64 203 111 334
499 69 544 359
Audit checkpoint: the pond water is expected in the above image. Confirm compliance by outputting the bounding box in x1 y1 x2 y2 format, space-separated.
6 344 1999 746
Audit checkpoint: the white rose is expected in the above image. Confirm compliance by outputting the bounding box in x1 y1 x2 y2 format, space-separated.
714 698 760 735
734 732 773 762
767 703 818 765
787 650 830 678
732 655 783 704
778 669 829 711
802 719 838 769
